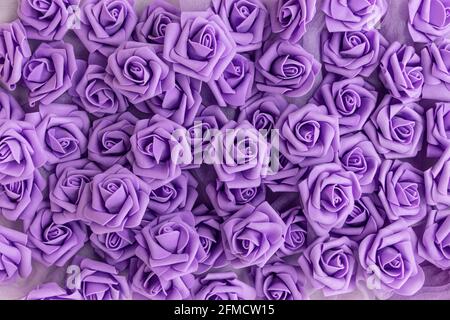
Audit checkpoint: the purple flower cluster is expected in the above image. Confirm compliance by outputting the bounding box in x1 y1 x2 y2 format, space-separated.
0 0 448 301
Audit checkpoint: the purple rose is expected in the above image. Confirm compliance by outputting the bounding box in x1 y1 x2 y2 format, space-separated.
211 0 268 52
331 196 385 242
163 11 236 82
208 53 255 107
359 220 425 297
269 0 316 43
134 0 180 52
263 154 308 192
18 0 79 41
426 102 450 157
49 159 101 224
0 20 31 90
276 104 340 167
253 260 306 300
321 29 388 78
256 40 320 97
0 88 24 120
314 75 378 135
321 0 387 32
0 225 32 282
299 163 362 236
221 202 286 268
77 164 150 234
299 236 359 296
0 170 46 222
380 42 424 102
277 206 307 257
75 0 137 56
23 41 77 107
129 258 193 300
338 133 381 193
418 209 450 270
364 95 425 159
135 74 202 127
25 203 87 267
72 257 130 300
25 282 82 300
206 180 266 217
421 38 450 101
192 272 256 300
88 112 138 170
135 211 205 280
425 147 450 208
25 104 90 166
378 160 426 226
105 41 175 105
0 120 46 184
408 0 450 43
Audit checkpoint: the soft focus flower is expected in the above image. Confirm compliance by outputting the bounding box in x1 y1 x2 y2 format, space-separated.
408 0 450 43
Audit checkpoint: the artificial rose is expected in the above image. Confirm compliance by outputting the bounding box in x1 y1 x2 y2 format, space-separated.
364 95 424 159
192 272 256 300
221 202 286 268
88 112 138 169
299 163 362 236
0 20 31 90
0 225 32 282
22 41 77 107
380 42 424 102
426 102 450 157
277 206 308 257
263 154 308 192
378 160 426 226
135 211 205 280
75 0 137 56
425 147 450 208
299 236 359 296
256 40 320 97
421 38 450 101
0 88 24 120
338 132 382 193
408 0 450 43
321 29 388 78
163 11 236 82
25 282 82 300
321 0 387 32
77 164 150 234
208 53 255 107
275 103 340 167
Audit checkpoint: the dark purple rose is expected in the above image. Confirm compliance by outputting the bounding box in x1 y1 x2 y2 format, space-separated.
192 272 256 300
421 38 450 102
0 88 24 120
0 225 32 283
408 0 450 43
426 102 450 157
425 147 450 209
277 206 308 257
25 282 82 300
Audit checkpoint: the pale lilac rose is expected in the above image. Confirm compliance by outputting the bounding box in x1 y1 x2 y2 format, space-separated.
263 154 308 193
425 147 450 209
25 282 82 300
0 88 24 120
426 102 450 157
277 206 308 257
192 272 256 300
0 225 32 283
421 38 450 101
408 0 450 43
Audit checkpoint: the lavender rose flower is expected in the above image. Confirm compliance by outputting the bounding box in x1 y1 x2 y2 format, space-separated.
421 38 450 101
211 0 268 52
192 272 256 300
0 88 24 120
359 220 425 297
49 159 101 224
75 0 137 56
380 42 424 102
338 133 381 193
0 225 32 282
299 236 359 296
321 29 388 78
299 163 362 236
269 0 316 43
425 147 450 208
25 104 90 166
106 41 175 105
314 75 378 135
25 203 87 267
0 171 46 222
253 260 306 300
135 211 205 280
0 120 46 184
208 53 255 107
0 20 31 90
25 282 82 300
88 112 138 170
364 95 424 159
23 41 77 107
221 202 286 268
277 206 308 257
256 40 320 97
77 164 150 234
263 154 308 192
378 160 426 226
163 11 236 82
18 0 79 41
275 104 340 167
321 0 387 32
408 0 450 43
426 102 450 157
